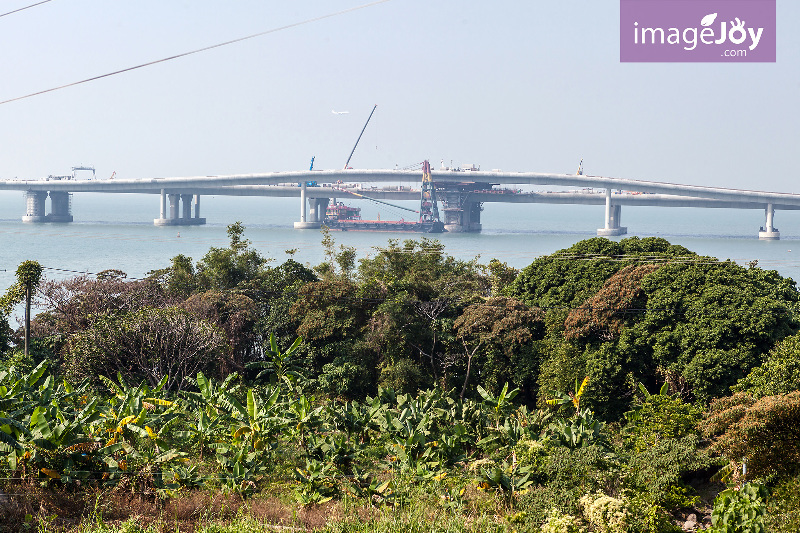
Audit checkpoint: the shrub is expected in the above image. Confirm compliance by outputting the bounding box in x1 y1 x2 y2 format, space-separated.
379 357 427 393
733 333 800 398
765 473 800 533
623 435 711 510
704 391 800 480
709 483 769 533
519 445 618 525
318 356 373 398
579 493 629 533
623 387 702 453
65 306 226 391
540 508 586 533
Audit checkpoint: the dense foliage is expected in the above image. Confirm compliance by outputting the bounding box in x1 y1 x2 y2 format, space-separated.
2 227 800 532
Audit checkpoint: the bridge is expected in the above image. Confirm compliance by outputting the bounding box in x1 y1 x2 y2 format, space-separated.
2 168 798 239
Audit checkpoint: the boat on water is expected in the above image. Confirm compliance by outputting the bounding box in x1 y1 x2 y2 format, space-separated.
323 160 445 233
323 201 445 233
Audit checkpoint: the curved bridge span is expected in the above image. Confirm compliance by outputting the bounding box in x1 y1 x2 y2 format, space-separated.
1 169 798 239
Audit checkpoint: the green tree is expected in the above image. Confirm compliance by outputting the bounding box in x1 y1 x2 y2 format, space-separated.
247 258 317 353
152 254 197 297
195 222 269 290
733 332 800 398
356 238 489 391
315 226 356 281
617 261 800 401
289 279 375 388
508 237 692 311
453 296 543 399
1 261 44 357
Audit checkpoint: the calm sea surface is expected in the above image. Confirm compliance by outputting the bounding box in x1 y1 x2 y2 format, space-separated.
2 191 800 293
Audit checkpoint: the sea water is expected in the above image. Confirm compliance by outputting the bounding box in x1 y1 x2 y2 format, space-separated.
2 191 800 294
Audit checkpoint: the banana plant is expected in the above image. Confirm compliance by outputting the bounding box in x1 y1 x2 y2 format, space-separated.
327 399 382 444
286 393 323 450
174 408 226 460
294 457 338 505
546 376 590 415
167 464 207 489
347 466 394 506
478 460 535 502
544 407 607 449
305 433 359 472
477 382 519 429
228 387 286 455
181 371 241 416
246 334 304 389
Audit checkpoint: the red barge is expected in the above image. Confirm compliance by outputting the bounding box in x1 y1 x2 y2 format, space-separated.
323 160 445 233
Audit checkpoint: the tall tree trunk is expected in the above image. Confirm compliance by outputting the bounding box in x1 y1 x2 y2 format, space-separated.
24 284 31 357
459 340 480 400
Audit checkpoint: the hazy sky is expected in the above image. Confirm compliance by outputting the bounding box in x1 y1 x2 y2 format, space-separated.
1 0 797 191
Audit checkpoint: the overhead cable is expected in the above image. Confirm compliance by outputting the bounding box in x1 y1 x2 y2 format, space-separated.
0 0 55 19
0 0 391 106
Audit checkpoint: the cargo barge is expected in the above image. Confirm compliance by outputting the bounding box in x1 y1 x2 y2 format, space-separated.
323 160 445 233
323 202 445 233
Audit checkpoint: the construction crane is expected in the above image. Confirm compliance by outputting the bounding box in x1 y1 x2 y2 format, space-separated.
299 156 318 187
344 104 377 169
419 160 440 224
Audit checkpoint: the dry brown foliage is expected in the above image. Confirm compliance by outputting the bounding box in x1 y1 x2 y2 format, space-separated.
704 390 800 480
564 263 660 341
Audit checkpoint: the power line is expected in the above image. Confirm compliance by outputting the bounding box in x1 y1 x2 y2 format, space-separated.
0 0 55 19
0 0 392 106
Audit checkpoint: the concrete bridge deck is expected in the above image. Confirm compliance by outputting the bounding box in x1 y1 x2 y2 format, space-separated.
1 168 796 238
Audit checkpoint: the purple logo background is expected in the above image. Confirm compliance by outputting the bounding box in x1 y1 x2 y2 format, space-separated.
620 0 776 62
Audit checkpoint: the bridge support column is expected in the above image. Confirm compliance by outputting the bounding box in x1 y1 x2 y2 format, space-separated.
313 198 329 224
154 191 206 226
159 189 166 219
47 191 73 222
597 189 627 236
22 191 47 223
467 201 482 232
181 194 193 220
168 194 180 220
294 183 321 229
759 203 780 240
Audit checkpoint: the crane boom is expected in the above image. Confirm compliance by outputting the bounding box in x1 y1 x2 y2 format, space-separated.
332 186 418 214
344 104 377 169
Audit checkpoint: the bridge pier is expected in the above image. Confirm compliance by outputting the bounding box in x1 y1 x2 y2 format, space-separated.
22 191 48 222
441 185 483 232
597 189 627 236
48 191 73 222
154 191 206 226
294 183 322 229
181 194 193 220
759 203 780 240
312 198 329 224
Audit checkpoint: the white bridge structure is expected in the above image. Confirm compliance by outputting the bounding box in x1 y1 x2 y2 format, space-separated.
1 168 798 239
